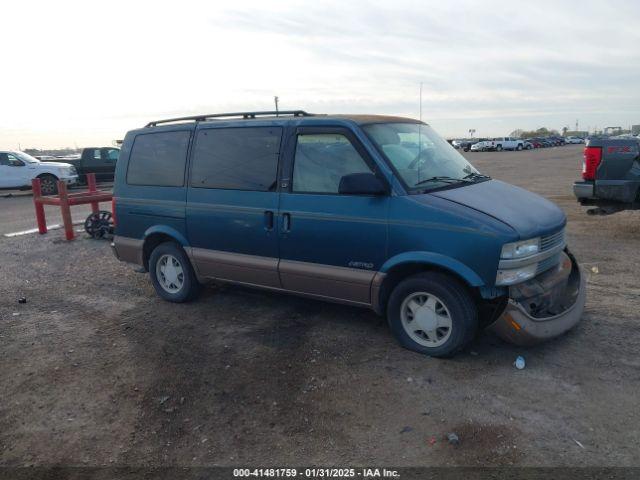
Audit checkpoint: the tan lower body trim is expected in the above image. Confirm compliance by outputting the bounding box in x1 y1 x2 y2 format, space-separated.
370 272 387 314
113 235 144 266
191 247 280 288
279 259 375 304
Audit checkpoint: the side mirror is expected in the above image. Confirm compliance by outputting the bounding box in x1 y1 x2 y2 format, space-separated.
338 172 387 195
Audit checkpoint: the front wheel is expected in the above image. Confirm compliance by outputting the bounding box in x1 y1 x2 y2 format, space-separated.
496 145 503 151
38 174 58 196
387 272 478 357
149 242 201 302
516 144 523 151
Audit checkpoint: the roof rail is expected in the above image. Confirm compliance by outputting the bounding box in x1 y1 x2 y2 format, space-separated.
145 110 312 127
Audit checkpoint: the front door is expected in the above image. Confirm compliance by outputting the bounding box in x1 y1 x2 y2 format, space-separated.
186 125 283 287
0 153 28 188
277 127 389 305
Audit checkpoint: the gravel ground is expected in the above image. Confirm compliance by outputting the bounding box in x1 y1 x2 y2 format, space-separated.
0 145 639 469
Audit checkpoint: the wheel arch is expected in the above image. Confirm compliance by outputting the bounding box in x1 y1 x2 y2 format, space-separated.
373 253 484 314
142 226 189 271
36 172 59 179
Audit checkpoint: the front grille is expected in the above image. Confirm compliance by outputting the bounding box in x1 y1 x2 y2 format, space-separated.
540 228 565 252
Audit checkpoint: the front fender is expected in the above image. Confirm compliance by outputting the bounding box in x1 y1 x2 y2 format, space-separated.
143 225 189 247
380 251 485 287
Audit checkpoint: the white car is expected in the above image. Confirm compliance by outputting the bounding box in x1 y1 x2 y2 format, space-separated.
0 151 78 195
565 136 584 144
491 137 525 151
470 140 494 151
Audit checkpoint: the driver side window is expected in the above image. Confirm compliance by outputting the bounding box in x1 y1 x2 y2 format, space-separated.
292 134 373 194
0 153 24 166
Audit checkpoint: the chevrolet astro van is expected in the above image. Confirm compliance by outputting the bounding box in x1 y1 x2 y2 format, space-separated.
111 110 586 357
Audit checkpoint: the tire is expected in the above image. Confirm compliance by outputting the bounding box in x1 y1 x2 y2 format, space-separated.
516 144 523 151
496 145 503 151
387 272 478 357
149 242 201 303
38 174 58 196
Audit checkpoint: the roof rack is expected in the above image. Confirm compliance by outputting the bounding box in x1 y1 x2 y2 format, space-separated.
145 110 312 127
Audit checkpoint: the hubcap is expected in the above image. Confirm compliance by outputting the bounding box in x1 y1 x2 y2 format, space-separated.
400 292 452 348
156 254 184 293
41 178 55 195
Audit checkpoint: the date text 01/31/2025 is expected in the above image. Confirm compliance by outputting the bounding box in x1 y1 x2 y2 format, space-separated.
232 467 400 478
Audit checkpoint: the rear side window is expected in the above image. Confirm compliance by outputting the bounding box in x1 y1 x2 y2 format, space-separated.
190 127 282 191
127 131 191 187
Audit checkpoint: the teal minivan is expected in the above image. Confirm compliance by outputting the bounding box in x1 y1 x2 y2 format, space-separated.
111 110 586 357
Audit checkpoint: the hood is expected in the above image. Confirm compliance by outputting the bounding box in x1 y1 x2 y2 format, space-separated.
38 161 74 168
430 179 565 239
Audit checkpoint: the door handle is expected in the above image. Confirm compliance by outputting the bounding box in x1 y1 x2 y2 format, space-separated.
264 210 274 230
282 213 291 233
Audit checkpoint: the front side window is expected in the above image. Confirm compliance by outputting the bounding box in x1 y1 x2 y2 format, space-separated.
6 154 24 166
292 134 373 194
191 127 282 191
363 123 482 192
127 130 191 187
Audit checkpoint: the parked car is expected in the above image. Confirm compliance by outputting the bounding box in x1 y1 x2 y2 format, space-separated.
525 138 544 148
456 139 480 152
0 151 78 195
565 136 584 144
522 140 534 150
535 138 552 148
573 137 640 214
470 140 494 152
41 147 119 182
111 110 586 357
545 137 562 147
491 137 526 151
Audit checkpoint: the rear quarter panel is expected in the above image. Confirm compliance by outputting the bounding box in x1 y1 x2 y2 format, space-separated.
590 138 640 203
113 125 193 243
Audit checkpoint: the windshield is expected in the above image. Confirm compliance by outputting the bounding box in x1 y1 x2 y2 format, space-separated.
363 122 483 191
15 151 40 164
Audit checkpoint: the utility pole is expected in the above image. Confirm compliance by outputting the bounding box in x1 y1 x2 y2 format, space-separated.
274 96 279 116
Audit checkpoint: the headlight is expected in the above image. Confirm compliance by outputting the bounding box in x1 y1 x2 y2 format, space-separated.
500 238 540 259
496 264 537 286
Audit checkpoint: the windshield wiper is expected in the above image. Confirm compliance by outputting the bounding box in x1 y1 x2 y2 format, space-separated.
463 172 491 182
413 176 472 187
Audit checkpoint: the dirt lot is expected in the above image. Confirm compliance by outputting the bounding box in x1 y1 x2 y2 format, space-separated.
1 145 639 469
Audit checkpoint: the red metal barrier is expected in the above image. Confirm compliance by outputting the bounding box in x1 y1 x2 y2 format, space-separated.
31 173 113 241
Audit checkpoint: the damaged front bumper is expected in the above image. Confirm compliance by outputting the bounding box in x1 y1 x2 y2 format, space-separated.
487 250 586 346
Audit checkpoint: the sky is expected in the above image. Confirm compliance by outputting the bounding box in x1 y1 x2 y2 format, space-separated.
1 0 639 149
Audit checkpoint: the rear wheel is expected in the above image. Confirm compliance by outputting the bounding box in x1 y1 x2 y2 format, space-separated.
387 272 478 357
38 174 58 196
149 242 201 302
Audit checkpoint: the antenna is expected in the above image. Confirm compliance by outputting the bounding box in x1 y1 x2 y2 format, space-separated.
419 83 423 121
